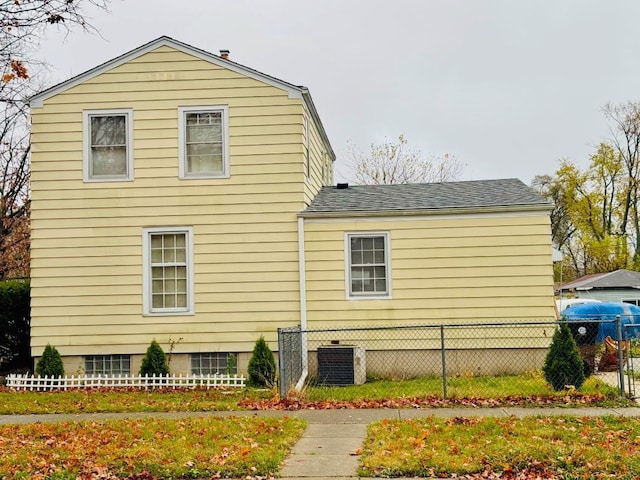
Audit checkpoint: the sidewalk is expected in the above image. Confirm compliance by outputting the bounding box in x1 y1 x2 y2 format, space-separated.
281 406 640 479
2 405 640 426
3 407 640 479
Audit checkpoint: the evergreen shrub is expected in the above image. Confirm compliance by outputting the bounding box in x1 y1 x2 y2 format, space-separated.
543 322 586 391
139 340 169 376
0 279 31 372
35 344 64 377
247 335 276 387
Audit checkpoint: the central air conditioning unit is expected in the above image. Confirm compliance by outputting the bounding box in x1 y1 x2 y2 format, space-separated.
317 345 366 386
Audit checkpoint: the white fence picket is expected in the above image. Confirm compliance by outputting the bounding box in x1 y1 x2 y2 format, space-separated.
5 373 246 391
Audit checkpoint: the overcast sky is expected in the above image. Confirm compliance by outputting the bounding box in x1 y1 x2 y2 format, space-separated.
35 0 640 185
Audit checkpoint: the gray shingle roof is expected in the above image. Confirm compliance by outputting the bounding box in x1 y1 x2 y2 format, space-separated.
560 269 640 291
302 178 550 215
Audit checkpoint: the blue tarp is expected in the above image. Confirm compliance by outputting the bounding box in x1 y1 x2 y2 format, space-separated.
562 302 640 341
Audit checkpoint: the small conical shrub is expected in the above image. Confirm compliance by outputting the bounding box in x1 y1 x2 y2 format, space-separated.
543 322 586 391
35 344 64 377
247 335 276 387
139 340 169 376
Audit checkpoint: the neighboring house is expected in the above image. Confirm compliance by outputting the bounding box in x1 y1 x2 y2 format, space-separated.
29 36 556 377
558 269 640 305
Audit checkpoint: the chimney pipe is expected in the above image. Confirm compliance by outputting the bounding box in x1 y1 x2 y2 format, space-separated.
219 49 230 60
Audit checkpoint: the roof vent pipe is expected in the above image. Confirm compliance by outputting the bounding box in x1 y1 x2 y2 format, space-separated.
219 49 230 60
336 183 349 189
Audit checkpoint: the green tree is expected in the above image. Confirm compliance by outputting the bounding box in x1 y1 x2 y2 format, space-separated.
139 340 169 376
543 323 585 391
533 142 629 280
247 336 276 388
35 344 64 377
535 102 640 280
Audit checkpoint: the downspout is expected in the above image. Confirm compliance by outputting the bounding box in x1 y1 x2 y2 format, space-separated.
296 216 309 390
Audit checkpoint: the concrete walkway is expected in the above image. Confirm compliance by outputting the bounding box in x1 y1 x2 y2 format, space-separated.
281 407 640 479
279 423 366 478
3 407 640 479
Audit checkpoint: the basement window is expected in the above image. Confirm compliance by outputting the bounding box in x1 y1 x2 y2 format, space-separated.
191 353 237 375
85 354 131 375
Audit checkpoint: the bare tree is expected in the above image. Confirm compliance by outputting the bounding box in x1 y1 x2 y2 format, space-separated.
0 77 30 279
348 134 465 185
0 0 110 279
1 0 110 79
603 101 640 262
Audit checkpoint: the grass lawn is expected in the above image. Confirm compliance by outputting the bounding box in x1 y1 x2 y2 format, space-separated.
0 415 306 479
362 415 640 479
302 371 624 406
0 387 273 415
0 371 630 414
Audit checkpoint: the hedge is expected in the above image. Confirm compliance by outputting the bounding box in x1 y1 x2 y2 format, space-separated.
0 279 31 372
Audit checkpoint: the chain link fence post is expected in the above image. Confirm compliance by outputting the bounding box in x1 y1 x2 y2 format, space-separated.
616 315 625 398
278 327 303 399
277 327 286 399
440 324 447 399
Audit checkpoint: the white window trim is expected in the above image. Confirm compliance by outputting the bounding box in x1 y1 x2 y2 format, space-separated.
142 226 195 316
344 231 392 300
82 109 134 182
178 105 230 179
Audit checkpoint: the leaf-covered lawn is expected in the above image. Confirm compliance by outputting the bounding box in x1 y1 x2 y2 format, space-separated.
303 372 618 402
0 387 272 415
362 416 640 479
0 416 306 479
0 373 629 415
243 374 630 409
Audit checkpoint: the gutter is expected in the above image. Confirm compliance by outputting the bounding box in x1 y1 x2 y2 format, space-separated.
298 204 553 220
295 216 308 390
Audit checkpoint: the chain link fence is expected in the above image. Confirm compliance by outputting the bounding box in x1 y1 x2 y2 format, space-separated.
279 318 639 399
625 324 640 398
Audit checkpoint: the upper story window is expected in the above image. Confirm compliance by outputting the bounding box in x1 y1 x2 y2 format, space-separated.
178 106 229 179
345 232 391 299
83 109 134 182
143 227 194 316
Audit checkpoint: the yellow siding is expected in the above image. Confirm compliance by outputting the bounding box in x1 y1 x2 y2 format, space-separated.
30 44 310 357
303 104 334 205
303 214 555 327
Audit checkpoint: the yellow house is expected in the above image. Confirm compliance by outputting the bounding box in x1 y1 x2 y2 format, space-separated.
29 36 555 377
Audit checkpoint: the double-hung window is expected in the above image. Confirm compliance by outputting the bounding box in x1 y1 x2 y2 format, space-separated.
143 227 194 315
178 106 229 178
346 232 391 299
83 109 133 181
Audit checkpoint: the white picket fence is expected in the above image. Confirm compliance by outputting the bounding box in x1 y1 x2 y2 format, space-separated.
5 373 246 391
